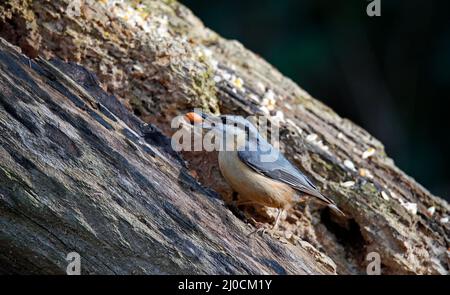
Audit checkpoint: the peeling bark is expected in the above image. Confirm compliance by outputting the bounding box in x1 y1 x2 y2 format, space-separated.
0 0 448 274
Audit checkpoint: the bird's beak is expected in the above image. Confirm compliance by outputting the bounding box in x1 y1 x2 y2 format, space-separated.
185 111 220 124
185 111 205 124
185 111 225 132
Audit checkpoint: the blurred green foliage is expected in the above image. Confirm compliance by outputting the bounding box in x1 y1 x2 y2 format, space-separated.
182 0 450 200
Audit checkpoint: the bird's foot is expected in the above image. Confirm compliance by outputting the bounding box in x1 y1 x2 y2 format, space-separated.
247 222 281 239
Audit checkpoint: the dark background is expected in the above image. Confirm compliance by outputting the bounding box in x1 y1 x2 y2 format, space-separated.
181 0 450 201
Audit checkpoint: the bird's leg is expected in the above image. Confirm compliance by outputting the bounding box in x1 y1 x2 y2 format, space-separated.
272 208 284 231
247 222 270 237
264 208 284 238
248 208 285 239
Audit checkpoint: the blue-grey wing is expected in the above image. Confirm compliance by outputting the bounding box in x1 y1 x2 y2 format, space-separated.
238 144 336 206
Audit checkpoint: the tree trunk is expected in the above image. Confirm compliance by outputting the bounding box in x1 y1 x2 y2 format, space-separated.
0 0 448 275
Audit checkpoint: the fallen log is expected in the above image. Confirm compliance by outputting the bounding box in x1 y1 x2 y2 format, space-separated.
0 0 448 274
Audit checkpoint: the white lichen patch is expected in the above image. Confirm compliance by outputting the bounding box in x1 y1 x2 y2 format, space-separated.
284 103 293 110
380 191 390 201
263 89 275 101
304 133 330 153
344 159 356 171
389 190 399 200
102 0 169 37
259 106 270 115
362 147 376 159
316 141 329 152
248 93 260 103
359 168 374 179
209 59 219 70
232 76 244 91
399 200 418 215
261 89 276 110
271 110 285 123
426 206 436 217
194 46 220 70
306 133 318 142
221 71 231 81
130 63 145 78
286 119 303 135
284 230 293 240
340 181 355 188
200 46 213 58
256 81 266 93
215 67 247 92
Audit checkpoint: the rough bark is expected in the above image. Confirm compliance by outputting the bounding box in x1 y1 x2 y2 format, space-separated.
0 0 448 274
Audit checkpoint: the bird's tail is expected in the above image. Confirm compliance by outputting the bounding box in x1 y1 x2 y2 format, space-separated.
308 190 346 217
295 187 346 217
328 204 346 217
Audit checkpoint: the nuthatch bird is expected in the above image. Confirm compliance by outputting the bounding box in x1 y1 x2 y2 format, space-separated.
185 112 344 233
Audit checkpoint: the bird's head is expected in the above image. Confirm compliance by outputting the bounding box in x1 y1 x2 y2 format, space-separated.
185 111 261 150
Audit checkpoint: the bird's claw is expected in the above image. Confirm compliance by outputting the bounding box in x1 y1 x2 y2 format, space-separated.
247 223 280 239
